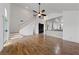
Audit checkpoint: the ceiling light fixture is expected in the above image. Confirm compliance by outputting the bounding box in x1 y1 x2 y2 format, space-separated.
33 3 46 18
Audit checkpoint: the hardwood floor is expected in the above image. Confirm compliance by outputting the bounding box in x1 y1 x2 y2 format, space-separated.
0 34 79 55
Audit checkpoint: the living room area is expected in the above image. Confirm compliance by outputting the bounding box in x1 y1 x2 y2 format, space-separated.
0 3 79 55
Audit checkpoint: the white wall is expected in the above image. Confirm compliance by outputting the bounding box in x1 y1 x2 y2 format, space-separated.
77 14 79 42
63 11 79 43
19 21 34 35
46 13 62 20
10 4 34 33
46 31 63 38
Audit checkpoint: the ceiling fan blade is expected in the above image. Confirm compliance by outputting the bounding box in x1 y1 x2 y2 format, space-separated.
41 14 46 16
33 10 38 13
41 10 45 13
33 14 37 16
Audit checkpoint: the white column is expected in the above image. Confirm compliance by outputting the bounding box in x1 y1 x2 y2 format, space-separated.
44 17 46 35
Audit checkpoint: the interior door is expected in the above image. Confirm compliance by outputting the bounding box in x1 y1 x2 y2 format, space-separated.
3 8 9 43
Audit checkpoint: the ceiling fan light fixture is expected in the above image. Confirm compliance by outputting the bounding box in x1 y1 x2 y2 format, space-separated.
33 3 46 18
37 13 41 16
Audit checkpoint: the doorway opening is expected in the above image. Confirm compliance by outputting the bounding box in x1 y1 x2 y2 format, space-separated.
39 23 44 34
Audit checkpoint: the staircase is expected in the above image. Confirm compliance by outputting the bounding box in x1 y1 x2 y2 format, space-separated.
19 21 35 36
19 18 45 36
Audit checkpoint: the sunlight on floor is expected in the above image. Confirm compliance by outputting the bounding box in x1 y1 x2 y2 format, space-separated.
10 33 23 39
4 33 23 47
4 42 12 47
10 35 23 39
54 44 61 54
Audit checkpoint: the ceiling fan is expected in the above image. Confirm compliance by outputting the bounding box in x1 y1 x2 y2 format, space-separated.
33 3 46 18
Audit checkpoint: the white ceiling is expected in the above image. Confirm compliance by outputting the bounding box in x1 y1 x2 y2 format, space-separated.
11 3 79 15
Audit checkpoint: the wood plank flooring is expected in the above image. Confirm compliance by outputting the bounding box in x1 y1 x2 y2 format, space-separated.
0 34 79 55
